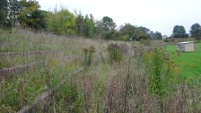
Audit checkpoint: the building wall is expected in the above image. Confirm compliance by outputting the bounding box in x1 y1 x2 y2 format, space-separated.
178 43 184 51
177 42 194 52
184 43 194 52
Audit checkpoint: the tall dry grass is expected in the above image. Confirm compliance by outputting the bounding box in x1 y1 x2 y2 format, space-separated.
1 28 201 113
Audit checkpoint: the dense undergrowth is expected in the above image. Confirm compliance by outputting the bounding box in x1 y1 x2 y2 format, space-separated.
0 28 201 112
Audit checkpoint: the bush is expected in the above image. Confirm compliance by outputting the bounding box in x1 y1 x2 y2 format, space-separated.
164 38 169 42
107 43 126 63
140 39 151 46
143 48 178 111
0 61 3 69
120 34 130 41
83 46 95 67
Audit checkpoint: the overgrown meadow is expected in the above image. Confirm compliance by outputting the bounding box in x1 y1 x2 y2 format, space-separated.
1 28 201 113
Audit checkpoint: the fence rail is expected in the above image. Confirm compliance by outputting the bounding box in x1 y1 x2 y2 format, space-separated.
0 60 47 80
0 50 63 57
0 54 82 81
17 68 84 113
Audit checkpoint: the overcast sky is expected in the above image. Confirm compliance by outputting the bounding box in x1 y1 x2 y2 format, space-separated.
38 0 201 36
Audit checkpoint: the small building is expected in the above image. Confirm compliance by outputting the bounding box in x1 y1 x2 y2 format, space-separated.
177 41 194 52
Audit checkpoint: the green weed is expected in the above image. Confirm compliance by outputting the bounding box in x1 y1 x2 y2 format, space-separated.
107 43 124 63
143 48 178 112
0 61 3 69
83 46 95 67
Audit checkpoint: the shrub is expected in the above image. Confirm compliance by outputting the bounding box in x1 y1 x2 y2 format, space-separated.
140 39 151 46
83 46 95 67
120 34 130 41
0 61 3 69
143 47 178 111
164 38 169 42
107 43 126 63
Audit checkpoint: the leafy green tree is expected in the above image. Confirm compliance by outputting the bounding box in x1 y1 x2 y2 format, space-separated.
152 31 162 39
190 23 201 40
75 13 95 37
75 12 85 36
32 10 47 30
102 16 116 31
119 23 136 36
118 23 137 41
46 11 56 33
136 28 150 40
0 0 8 27
83 14 95 37
103 29 118 40
94 16 116 39
138 26 151 34
0 0 20 28
94 20 104 35
46 9 76 35
18 0 45 31
118 24 150 41
172 25 188 38
136 26 151 40
155 31 162 39
8 0 20 27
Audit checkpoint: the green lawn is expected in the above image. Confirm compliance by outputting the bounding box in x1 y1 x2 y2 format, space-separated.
166 43 201 77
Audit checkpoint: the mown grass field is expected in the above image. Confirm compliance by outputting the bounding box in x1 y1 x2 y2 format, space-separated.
166 43 201 77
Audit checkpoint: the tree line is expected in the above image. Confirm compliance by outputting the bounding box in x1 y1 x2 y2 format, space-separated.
172 24 201 40
0 0 201 40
